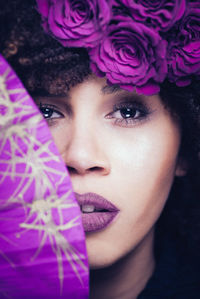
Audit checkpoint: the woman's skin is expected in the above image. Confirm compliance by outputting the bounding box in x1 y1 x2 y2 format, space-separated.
35 75 185 298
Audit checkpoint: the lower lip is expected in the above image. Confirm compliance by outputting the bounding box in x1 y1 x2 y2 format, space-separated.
81 211 118 233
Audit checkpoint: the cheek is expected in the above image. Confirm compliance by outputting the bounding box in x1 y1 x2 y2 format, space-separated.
109 119 181 225
49 120 69 155
89 120 182 263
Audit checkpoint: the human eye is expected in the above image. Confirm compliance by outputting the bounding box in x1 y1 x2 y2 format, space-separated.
38 103 64 120
105 101 150 127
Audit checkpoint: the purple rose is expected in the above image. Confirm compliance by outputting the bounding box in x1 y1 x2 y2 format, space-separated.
36 0 112 48
111 0 186 31
166 2 200 86
168 41 200 86
176 2 200 45
90 20 167 95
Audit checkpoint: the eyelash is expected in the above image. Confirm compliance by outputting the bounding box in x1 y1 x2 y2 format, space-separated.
38 101 150 127
105 102 150 127
39 103 64 121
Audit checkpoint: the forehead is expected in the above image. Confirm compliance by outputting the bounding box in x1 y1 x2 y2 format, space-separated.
64 76 150 106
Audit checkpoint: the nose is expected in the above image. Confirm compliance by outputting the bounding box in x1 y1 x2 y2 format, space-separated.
62 125 110 176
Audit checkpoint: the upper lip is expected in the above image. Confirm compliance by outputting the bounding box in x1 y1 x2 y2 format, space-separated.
74 192 119 212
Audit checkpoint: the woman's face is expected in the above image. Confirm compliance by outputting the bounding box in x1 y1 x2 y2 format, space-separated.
36 75 183 269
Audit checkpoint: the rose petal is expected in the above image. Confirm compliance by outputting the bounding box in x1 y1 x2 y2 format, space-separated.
37 0 112 48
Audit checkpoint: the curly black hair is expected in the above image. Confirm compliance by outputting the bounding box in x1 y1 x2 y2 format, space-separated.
1 0 200 256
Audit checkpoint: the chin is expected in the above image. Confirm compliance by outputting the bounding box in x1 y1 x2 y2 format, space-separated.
87 248 116 269
86 239 131 270
89 255 118 270
86 240 121 270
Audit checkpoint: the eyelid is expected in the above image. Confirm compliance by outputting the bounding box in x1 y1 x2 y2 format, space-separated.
105 99 151 127
39 103 61 110
39 103 65 116
113 100 148 111
38 103 65 125
106 99 149 116
38 99 73 114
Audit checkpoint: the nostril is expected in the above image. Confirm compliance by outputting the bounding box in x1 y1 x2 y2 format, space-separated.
90 166 102 172
66 165 107 175
67 166 77 174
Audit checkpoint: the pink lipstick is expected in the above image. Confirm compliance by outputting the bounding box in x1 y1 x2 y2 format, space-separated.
74 192 119 233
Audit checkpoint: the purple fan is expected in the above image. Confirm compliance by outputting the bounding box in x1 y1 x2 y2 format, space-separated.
0 54 89 298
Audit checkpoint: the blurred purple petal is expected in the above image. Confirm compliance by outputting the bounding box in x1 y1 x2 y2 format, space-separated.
0 54 89 298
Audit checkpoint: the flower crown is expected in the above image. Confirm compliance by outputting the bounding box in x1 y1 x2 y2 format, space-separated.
36 0 200 95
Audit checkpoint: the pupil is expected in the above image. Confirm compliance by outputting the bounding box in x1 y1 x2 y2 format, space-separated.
41 107 53 118
120 108 135 118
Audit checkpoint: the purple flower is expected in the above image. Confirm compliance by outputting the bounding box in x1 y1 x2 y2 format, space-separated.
36 0 112 48
168 41 200 86
90 20 167 95
112 0 186 31
176 2 200 45
167 2 200 86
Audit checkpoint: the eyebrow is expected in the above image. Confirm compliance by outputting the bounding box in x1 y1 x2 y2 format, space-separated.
101 84 147 105
101 84 121 94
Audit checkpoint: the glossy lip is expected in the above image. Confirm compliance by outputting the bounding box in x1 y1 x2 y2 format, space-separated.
74 192 119 233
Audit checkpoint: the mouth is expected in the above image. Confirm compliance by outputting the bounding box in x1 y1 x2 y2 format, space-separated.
74 192 119 233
